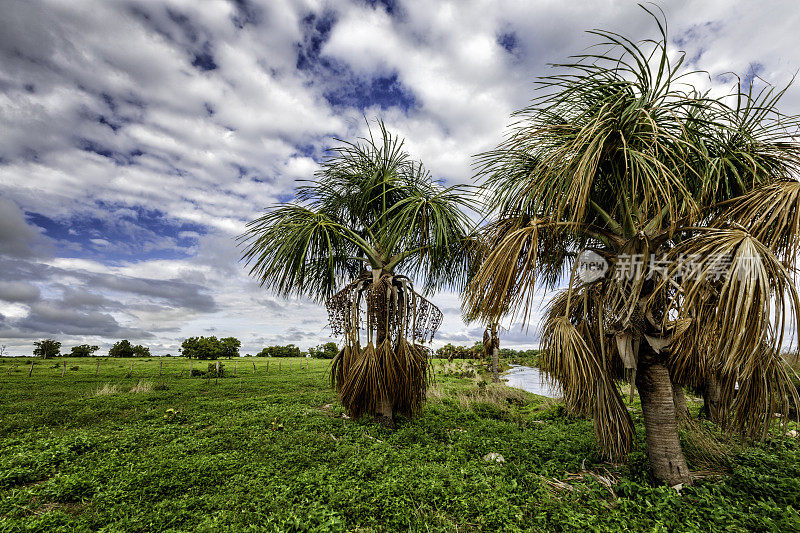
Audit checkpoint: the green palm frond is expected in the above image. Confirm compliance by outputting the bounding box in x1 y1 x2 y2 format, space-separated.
239 204 364 301
241 119 476 301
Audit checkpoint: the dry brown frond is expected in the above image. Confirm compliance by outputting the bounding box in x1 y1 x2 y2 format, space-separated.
723 179 800 262
540 314 634 460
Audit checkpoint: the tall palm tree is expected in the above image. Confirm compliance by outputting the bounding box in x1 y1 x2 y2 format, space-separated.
240 120 474 426
465 10 800 485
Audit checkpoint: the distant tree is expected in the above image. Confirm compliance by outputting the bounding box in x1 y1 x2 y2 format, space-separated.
132 345 150 357
435 343 456 360
33 339 61 359
256 344 302 358
109 340 135 358
220 337 241 358
181 336 223 360
180 337 202 359
308 342 337 359
70 344 100 357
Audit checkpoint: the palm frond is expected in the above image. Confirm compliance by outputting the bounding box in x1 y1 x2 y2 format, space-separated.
722 180 800 262
728 342 800 440
540 313 633 460
238 205 364 301
464 217 569 324
668 228 800 369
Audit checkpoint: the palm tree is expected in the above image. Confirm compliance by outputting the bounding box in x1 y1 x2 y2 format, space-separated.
240 120 474 426
465 10 800 486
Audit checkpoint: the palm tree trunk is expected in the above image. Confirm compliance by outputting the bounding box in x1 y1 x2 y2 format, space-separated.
703 372 723 424
490 324 499 383
636 346 691 486
374 273 395 428
672 380 690 424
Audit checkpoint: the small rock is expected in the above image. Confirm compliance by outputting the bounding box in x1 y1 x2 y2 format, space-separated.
788 430 798 438
483 452 505 463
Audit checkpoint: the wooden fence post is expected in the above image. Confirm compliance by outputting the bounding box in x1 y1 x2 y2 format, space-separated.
28 361 34 377
95 359 100 376
61 361 66 377
129 360 134 375
159 359 163 378
252 361 256 373
278 360 281 372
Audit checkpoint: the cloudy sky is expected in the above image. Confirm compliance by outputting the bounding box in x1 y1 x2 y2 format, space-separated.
1 0 800 356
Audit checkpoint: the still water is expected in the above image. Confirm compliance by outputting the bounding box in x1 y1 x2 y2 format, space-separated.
502 365 561 398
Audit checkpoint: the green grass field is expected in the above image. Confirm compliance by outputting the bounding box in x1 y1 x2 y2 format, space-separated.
0 356 798 532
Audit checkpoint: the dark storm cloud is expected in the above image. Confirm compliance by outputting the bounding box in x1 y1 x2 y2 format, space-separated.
92 274 216 312
0 281 40 303
0 198 51 258
16 301 153 338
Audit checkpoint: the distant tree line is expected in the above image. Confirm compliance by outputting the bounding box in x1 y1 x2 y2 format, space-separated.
27 337 339 360
433 342 539 362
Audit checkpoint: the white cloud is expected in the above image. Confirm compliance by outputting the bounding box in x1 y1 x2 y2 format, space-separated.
1 0 799 354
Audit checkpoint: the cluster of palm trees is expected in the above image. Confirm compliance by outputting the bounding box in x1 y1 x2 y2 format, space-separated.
240 12 800 486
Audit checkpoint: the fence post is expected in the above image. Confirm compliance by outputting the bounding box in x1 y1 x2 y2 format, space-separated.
95 359 100 376
61 361 66 377
159 359 163 378
28 361 34 377
279 360 281 372
129 360 134 375
252 361 256 373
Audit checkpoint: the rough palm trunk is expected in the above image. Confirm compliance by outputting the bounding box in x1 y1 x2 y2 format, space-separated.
672 380 690 424
375 313 395 428
490 324 500 383
374 269 396 428
636 346 692 486
703 372 724 424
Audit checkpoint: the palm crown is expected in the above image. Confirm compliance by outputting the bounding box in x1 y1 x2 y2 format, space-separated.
241 121 474 299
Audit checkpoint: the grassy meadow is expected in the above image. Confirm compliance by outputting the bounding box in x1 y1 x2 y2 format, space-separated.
0 356 799 532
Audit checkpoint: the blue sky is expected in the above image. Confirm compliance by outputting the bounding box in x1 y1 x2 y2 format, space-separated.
2 0 800 355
